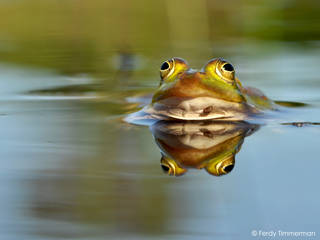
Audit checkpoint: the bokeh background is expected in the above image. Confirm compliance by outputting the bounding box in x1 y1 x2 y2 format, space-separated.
0 1 319 240
1 0 320 78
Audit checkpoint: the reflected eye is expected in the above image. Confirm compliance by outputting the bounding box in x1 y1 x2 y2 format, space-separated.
223 164 234 173
205 154 235 176
160 156 187 176
161 164 170 173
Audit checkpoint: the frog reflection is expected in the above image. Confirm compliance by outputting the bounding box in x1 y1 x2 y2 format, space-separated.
150 121 259 176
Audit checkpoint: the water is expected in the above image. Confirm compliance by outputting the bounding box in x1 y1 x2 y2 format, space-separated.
1 1 320 239
0 48 319 240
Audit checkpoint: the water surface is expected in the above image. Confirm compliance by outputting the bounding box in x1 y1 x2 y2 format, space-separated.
0 50 319 239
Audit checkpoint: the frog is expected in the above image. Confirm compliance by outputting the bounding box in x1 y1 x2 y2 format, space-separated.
151 120 259 176
122 58 313 178
125 57 308 124
143 57 278 121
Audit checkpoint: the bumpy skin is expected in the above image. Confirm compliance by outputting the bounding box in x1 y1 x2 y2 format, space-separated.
147 58 275 121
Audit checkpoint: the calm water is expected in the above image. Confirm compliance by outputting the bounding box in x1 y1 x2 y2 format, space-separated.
0 47 319 240
1 1 320 239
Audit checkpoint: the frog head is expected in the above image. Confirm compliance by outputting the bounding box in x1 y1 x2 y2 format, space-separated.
151 57 255 120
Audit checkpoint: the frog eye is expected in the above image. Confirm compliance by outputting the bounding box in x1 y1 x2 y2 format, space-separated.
161 61 170 71
204 58 236 84
222 63 234 72
159 58 189 84
161 163 171 174
205 155 235 176
160 156 187 176
160 60 174 80
219 62 235 80
222 164 234 174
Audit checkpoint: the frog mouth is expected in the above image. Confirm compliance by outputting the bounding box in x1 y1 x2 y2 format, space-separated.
149 96 257 120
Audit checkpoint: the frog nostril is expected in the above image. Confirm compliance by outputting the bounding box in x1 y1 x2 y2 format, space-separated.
161 61 170 71
223 63 234 72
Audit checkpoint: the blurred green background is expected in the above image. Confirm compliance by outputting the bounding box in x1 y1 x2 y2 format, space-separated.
0 0 319 81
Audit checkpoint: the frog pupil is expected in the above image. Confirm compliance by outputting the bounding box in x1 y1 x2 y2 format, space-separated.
223 164 234 173
161 61 170 70
161 164 170 172
223 63 234 71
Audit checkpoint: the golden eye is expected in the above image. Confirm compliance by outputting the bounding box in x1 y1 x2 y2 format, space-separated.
160 156 187 176
219 62 235 80
205 155 235 176
160 59 174 80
